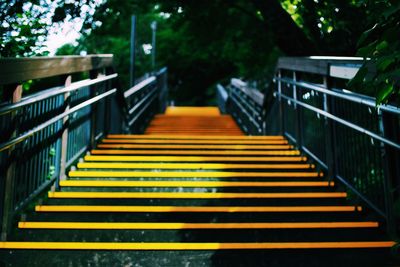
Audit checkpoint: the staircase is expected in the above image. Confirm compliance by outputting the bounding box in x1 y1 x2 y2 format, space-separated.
0 107 396 266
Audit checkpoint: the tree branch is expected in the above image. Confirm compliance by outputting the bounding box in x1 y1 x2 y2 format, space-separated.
250 0 319 56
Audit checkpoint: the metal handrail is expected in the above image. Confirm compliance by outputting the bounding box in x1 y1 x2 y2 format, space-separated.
0 55 168 240
128 93 158 126
0 74 118 115
277 92 400 150
222 57 399 236
124 76 156 98
275 77 400 115
231 89 262 117
230 78 264 106
128 87 158 115
0 89 116 152
229 92 262 129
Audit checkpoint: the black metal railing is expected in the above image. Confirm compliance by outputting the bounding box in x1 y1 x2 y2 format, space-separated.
219 57 400 236
122 67 168 133
0 55 168 240
217 79 265 135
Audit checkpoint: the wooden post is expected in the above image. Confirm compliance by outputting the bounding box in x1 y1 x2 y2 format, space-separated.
1 84 22 241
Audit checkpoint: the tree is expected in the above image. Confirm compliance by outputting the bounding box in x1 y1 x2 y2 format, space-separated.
2 0 397 105
0 0 98 57
349 0 400 105
74 0 398 105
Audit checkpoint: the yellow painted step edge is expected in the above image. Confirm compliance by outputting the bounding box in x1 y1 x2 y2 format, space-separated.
18 221 378 229
84 155 307 162
68 171 324 178
48 192 347 199
77 163 315 170
97 144 294 150
102 139 288 145
59 180 334 188
35 205 363 213
91 150 302 156
107 134 285 140
1 241 395 250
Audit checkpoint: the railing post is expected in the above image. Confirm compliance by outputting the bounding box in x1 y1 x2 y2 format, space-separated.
323 76 336 182
1 84 22 241
293 71 302 147
158 69 168 113
89 70 100 149
378 109 396 238
56 76 71 190
277 70 284 135
104 67 116 134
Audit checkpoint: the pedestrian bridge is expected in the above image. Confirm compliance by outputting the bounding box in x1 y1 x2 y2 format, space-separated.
0 56 399 266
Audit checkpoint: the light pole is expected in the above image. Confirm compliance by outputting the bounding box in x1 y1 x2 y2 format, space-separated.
151 21 157 71
130 15 136 87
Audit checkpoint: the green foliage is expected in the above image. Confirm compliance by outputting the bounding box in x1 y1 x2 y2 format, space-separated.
70 0 280 105
280 0 371 55
349 1 400 105
0 0 98 57
2 0 399 105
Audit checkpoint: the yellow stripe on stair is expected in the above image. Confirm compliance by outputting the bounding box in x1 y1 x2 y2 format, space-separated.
97 144 293 150
107 134 285 140
164 106 221 116
35 205 362 213
145 132 243 136
144 130 244 133
59 180 334 188
18 221 378 229
91 149 302 156
68 170 323 178
101 139 288 145
84 155 307 162
48 192 347 199
0 241 395 250
77 162 314 170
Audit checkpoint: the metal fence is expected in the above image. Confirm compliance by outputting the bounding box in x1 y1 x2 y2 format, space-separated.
218 57 400 236
123 67 168 133
0 55 168 240
218 79 266 135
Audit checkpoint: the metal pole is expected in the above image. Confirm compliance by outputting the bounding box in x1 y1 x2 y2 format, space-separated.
151 21 157 71
323 76 336 182
130 15 136 87
277 70 284 135
378 109 396 238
